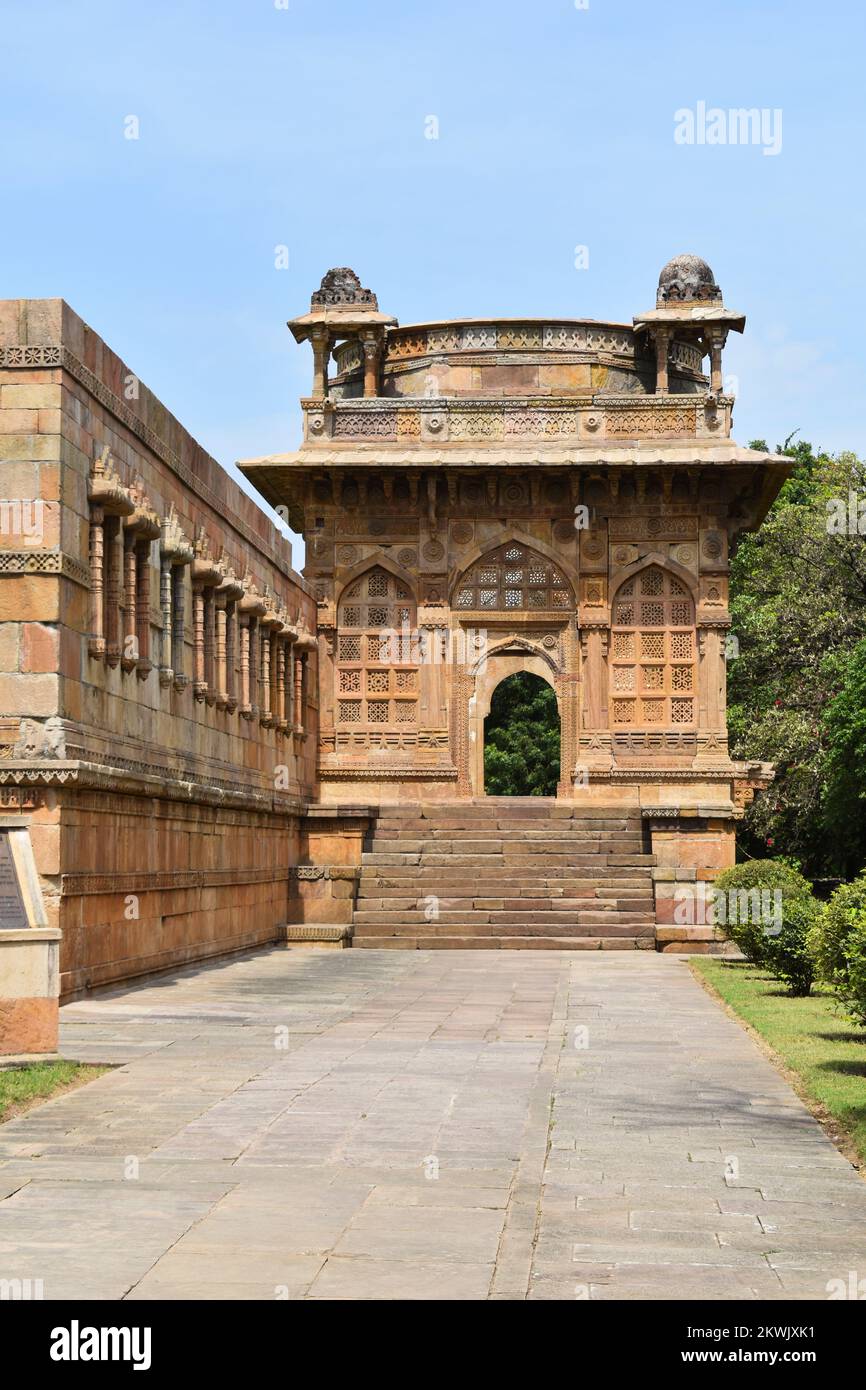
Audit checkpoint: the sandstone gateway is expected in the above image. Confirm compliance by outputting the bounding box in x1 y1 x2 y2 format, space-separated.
0 257 788 1056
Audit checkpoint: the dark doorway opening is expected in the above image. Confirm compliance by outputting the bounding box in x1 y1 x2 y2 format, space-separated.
483 672 560 796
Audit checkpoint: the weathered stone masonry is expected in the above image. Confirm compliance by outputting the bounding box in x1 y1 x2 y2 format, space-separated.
0 299 318 1043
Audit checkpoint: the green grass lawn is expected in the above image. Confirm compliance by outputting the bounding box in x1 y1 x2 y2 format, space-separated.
0 1061 107 1123
692 957 866 1167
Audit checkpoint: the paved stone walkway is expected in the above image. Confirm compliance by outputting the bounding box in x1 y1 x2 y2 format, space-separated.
1 948 865 1300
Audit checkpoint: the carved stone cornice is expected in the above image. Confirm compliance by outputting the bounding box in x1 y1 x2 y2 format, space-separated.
0 549 90 587
318 765 459 780
0 759 306 814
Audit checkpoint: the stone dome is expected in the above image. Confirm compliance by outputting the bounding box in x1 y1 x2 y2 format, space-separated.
310 267 378 309
657 254 721 305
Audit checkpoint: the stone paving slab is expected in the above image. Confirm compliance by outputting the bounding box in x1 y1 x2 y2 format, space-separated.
0 947 865 1300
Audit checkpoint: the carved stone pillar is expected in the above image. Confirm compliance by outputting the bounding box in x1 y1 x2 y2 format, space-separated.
315 624 333 745
292 632 317 736
578 623 613 773
293 652 304 733
310 327 330 400
360 330 381 398
225 600 238 713
279 625 298 735
215 593 228 709
203 586 216 705
275 632 287 733
557 623 579 797
159 555 173 686
160 510 193 689
706 328 727 394
215 573 243 711
121 529 138 672
258 602 282 728
191 545 221 703
192 585 206 699
238 588 267 720
694 620 731 767
654 327 672 395
171 566 189 690
134 539 153 680
87 457 133 666
123 490 160 678
259 627 273 727
239 616 251 719
88 507 105 659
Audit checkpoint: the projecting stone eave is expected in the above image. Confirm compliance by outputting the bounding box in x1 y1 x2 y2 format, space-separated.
240 440 787 471
238 441 793 531
633 306 746 334
288 309 398 343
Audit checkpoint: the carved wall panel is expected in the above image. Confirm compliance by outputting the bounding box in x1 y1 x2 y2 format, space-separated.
609 566 696 729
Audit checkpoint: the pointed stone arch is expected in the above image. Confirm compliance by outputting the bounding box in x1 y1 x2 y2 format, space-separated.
472 633 562 678
608 561 697 731
452 527 579 599
609 550 699 607
451 537 575 613
336 551 417 608
470 652 563 794
333 561 419 737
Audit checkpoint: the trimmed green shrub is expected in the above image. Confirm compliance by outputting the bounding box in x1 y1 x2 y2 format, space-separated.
714 860 815 979
761 892 822 996
812 873 866 1025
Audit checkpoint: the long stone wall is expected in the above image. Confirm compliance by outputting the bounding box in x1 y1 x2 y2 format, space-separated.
0 299 318 1006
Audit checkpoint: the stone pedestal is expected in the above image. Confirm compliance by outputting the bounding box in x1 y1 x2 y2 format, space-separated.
0 818 61 1059
646 808 737 954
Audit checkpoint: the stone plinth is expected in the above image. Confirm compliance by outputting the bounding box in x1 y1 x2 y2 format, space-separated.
0 818 60 1057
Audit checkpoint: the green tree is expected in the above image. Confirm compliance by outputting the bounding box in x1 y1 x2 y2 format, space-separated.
728 442 866 877
483 672 560 796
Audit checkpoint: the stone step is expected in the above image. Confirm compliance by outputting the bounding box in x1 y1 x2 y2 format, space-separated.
353 801 658 952
358 869 655 887
366 828 644 839
352 934 653 951
361 852 656 870
350 911 650 934
369 817 639 828
374 803 638 813
352 910 654 931
355 889 653 911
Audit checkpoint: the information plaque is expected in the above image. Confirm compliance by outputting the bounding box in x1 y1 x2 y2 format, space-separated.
0 829 30 930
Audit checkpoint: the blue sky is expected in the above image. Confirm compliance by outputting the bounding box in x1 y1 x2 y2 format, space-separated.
3 0 863 565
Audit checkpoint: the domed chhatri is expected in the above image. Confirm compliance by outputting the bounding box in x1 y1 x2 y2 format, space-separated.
657 254 722 306
311 267 378 311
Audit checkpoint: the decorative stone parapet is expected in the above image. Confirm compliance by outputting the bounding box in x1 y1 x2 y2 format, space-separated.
300 394 734 445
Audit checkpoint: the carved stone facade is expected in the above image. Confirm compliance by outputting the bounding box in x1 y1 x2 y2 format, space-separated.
0 260 789 1054
240 258 787 950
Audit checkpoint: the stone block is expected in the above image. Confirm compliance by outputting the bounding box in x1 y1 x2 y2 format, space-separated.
0 623 19 670
0 672 59 716
21 622 58 673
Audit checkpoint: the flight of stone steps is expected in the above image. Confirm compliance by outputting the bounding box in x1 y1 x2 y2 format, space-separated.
352 800 657 950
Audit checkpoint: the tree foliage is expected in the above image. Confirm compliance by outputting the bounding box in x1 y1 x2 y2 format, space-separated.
728 442 866 878
483 672 560 796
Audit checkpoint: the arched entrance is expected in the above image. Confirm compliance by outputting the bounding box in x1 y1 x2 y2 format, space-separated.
484 672 560 796
467 649 563 795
